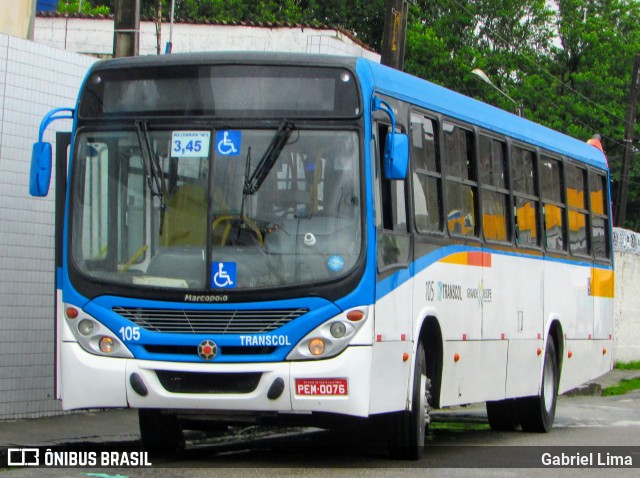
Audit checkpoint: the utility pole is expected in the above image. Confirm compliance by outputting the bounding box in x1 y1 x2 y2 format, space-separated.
615 54 640 227
113 0 140 58
380 0 408 71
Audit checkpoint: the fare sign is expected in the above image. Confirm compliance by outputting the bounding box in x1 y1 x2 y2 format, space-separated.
295 378 348 396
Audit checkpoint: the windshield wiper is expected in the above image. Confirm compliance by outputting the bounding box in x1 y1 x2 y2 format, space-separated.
243 119 295 195
135 120 166 202
237 147 252 238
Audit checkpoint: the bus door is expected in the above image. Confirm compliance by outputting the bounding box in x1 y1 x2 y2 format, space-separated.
370 119 413 414
54 132 71 399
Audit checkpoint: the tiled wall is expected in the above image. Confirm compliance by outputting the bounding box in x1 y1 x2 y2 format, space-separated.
0 33 95 419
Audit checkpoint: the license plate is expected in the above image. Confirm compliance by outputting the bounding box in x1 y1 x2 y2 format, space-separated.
295 378 348 396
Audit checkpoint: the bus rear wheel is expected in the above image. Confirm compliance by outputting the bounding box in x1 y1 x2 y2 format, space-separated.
138 409 185 452
388 341 430 460
517 338 559 433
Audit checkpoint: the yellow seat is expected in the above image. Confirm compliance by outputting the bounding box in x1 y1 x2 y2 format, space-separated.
162 184 207 246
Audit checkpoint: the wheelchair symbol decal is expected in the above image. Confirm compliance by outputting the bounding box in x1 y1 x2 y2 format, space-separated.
216 130 241 156
212 262 237 289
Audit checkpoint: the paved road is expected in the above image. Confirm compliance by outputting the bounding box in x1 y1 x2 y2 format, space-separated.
3 391 640 477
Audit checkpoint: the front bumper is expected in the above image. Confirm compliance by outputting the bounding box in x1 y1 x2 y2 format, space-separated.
60 341 373 418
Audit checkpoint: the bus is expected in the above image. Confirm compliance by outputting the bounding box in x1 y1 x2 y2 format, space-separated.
30 52 613 459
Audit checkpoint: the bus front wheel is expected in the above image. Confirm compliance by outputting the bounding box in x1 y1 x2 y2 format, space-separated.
139 409 185 452
517 338 559 433
388 341 430 460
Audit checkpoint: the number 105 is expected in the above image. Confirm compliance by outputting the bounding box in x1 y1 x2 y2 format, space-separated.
119 326 141 341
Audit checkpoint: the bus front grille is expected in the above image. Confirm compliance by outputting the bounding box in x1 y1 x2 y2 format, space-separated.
155 370 262 394
113 307 308 334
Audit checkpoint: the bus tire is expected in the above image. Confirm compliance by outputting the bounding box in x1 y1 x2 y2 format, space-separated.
517 338 558 433
138 409 185 452
388 341 430 460
486 399 519 431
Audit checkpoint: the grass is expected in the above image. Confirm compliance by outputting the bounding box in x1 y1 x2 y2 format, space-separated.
615 360 640 370
603 361 640 395
602 377 640 396
429 421 490 432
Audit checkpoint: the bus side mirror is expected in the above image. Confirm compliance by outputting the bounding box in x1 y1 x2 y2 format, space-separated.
30 142 53 197
29 107 75 197
372 95 409 180
384 132 409 180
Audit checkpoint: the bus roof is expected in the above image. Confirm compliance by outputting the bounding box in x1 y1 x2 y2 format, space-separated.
86 52 607 171
357 59 608 171
88 51 359 72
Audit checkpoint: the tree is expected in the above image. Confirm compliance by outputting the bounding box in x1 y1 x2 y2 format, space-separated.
551 0 640 228
63 0 640 228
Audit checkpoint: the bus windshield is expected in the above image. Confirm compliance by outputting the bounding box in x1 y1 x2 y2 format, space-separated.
70 127 362 292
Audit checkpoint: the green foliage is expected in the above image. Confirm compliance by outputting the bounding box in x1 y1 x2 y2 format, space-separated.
602 377 640 396
58 0 110 15
616 361 640 370
68 0 640 229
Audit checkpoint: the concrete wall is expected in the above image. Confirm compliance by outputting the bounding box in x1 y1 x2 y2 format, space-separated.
613 251 640 362
34 16 381 61
0 0 36 40
0 32 96 419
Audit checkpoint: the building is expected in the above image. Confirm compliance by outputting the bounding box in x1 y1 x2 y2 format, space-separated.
34 12 380 61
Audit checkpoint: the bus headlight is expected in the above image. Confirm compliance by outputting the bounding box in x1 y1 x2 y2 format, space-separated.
78 319 94 336
309 338 326 356
63 303 133 358
287 307 369 360
99 337 115 353
330 322 347 338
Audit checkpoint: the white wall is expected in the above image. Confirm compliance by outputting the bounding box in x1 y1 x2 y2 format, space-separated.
34 16 381 61
0 32 96 419
613 251 640 362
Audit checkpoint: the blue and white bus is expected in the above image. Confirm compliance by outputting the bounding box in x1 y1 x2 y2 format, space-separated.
30 52 613 459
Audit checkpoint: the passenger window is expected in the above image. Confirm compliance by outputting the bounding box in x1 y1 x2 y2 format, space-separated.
540 156 565 252
566 164 589 256
512 146 540 248
479 136 509 242
411 113 442 233
590 173 611 260
443 122 477 237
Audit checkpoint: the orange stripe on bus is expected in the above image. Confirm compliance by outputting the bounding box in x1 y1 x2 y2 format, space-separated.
591 268 614 298
440 252 492 267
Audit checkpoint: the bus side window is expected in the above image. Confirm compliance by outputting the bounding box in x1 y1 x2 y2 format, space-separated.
376 122 410 270
443 122 477 237
566 163 589 256
411 113 442 233
590 172 611 260
540 156 566 252
512 146 540 248
479 135 509 242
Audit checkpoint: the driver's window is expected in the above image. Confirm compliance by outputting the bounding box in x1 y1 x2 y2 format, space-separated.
375 122 411 271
